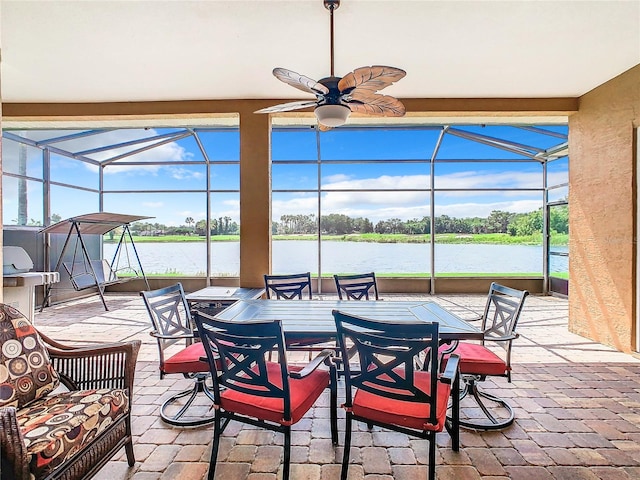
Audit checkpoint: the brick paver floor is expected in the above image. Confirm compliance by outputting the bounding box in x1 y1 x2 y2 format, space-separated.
33 292 640 480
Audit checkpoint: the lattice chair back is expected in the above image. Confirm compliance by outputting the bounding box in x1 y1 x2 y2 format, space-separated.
141 283 195 364
334 272 379 300
479 282 529 380
201 317 291 414
264 272 312 299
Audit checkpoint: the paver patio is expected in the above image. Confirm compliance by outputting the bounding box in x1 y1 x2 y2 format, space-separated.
32 291 640 480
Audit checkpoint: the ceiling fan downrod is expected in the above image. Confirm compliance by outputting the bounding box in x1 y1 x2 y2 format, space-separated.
324 0 340 77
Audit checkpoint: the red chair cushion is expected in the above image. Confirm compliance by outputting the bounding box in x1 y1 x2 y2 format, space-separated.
163 342 210 374
442 342 508 376
351 370 451 432
220 362 329 425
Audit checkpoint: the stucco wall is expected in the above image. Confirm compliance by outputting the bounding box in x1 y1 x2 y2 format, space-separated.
568 64 640 353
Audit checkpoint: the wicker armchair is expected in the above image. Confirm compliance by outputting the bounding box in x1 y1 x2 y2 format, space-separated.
0 304 140 480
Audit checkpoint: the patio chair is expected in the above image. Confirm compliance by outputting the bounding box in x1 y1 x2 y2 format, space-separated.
0 303 139 480
333 309 461 480
140 283 215 427
193 311 338 480
334 272 379 300
442 282 529 430
264 272 327 358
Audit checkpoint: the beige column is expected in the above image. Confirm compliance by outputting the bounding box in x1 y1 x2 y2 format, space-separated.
238 108 271 288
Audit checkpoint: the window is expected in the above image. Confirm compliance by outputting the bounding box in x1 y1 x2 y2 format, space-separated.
271 123 568 284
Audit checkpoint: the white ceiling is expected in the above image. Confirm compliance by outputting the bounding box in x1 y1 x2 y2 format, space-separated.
1 0 639 104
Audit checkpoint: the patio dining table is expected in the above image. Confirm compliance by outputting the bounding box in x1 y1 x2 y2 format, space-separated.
213 299 483 344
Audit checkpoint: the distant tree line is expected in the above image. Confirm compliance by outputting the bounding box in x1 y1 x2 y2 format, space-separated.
272 206 568 236
19 207 569 238
130 216 239 236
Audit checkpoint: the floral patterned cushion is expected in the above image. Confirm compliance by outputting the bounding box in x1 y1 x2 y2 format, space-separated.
17 388 130 478
0 304 60 408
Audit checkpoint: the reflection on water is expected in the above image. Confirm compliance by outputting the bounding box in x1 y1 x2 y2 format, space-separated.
105 241 568 276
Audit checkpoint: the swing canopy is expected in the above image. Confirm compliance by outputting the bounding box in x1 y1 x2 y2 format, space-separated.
40 212 153 311
40 212 152 235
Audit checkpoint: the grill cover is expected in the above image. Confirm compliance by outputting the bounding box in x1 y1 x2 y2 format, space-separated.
3 246 34 275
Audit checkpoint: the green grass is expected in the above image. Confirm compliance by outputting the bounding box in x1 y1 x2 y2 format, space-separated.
105 234 239 243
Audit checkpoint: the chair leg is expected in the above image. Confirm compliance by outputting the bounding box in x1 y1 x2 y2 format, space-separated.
161 374 215 427
125 416 136 466
330 366 338 445
449 371 460 451
207 412 222 480
125 439 135 466
458 377 515 431
341 413 353 480
428 432 436 480
283 427 291 480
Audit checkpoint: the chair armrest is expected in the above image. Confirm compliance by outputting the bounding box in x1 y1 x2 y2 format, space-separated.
45 340 140 399
36 329 76 350
0 407 29 480
483 333 519 342
439 353 460 385
150 331 198 341
289 349 334 379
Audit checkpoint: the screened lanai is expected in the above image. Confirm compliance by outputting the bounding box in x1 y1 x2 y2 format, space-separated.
2 118 569 302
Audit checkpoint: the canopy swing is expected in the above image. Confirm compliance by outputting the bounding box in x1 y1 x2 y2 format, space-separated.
40 212 152 311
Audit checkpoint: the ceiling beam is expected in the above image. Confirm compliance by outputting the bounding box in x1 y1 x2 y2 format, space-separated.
2 97 578 121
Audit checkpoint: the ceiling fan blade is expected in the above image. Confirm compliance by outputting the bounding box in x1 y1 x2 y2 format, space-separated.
254 100 318 114
338 66 406 94
273 68 330 96
345 91 406 117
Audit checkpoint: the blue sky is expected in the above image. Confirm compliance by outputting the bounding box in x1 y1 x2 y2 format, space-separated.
2 125 568 227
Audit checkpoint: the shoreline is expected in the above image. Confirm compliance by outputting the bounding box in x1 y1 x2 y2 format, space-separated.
109 232 568 246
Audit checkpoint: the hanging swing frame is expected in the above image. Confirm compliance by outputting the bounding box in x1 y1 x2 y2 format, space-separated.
40 213 152 311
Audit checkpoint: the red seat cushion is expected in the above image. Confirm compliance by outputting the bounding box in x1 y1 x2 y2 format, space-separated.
163 342 210 374
441 342 508 376
220 362 329 425
351 370 451 432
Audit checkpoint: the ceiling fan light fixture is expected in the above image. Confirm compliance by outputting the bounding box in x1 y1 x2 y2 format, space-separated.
315 104 351 127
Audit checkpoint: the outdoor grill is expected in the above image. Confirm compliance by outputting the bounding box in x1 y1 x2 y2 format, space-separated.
3 245 59 324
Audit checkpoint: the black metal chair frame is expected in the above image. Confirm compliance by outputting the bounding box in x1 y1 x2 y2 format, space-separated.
264 272 332 358
457 282 529 430
193 312 338 480
334 272 379 300
264 272 313 299
140 283 215 427
333 310 460 480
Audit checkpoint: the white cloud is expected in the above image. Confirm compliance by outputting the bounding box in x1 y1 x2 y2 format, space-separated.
273 170 546 222
65 129 196 175
324 174 429 190
322 173 352 183
435 199 542 218
142 201 164 208
169 167 204 180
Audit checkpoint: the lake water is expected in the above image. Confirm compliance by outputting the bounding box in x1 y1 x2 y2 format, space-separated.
105 241 568 276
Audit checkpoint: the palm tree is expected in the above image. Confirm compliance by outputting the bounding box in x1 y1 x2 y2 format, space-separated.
185 217 194 233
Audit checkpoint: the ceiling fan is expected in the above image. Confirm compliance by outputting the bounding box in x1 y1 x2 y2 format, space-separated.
255 0 406 129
